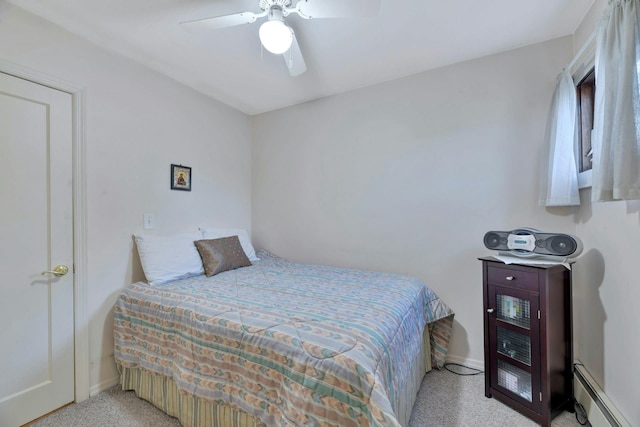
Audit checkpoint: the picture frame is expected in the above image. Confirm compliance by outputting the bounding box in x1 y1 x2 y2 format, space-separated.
170 164 191 191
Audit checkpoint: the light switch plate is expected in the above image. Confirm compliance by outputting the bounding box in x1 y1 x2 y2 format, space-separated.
143 213 155 230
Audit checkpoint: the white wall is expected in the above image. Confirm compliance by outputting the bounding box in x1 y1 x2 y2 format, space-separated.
0 5 252 392
252 37 576 367
572 0 640 424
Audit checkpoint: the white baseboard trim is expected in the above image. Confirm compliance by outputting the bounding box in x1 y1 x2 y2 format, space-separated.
574 362 630 427
444 354 484 372
89 376 120 398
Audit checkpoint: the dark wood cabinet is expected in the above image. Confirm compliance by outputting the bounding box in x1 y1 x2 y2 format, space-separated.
480 257 573 426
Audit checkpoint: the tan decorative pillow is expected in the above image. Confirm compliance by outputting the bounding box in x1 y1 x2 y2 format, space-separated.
194 236 252 277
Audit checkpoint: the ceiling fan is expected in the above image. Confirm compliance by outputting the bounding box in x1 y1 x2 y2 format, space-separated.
180 0 381 77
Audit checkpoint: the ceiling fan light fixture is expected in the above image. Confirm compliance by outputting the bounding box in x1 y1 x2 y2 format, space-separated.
259 17 293 54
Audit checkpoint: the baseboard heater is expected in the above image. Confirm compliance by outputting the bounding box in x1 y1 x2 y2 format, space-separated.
573 362 630 427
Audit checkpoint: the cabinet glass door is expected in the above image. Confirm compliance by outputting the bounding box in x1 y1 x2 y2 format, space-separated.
496 294 530 329
488 285 540 411
497 326 531 366
497 360 532 402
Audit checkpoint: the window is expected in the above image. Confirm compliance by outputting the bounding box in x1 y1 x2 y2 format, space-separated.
545 0 640 201
571 59 595 190
576 67 595 174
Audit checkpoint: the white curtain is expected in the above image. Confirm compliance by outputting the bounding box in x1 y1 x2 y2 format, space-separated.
539 70 580 206
592 0 640 201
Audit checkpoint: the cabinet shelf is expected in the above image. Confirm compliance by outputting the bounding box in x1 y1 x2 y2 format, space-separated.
480 257 574 427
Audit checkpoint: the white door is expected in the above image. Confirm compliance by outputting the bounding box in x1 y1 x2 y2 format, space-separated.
0 73 74 426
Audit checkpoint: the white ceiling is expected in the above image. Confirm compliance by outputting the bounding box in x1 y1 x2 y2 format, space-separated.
8 0 594 115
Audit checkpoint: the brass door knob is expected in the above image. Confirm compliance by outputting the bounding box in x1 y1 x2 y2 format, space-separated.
42 265 69 277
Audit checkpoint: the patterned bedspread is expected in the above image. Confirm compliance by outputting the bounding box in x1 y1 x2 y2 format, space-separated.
114 250 454 427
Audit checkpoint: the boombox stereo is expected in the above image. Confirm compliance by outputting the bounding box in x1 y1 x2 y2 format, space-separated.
483 227 583 260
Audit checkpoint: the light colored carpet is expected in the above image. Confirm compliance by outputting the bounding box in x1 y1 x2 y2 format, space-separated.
30 368 589 427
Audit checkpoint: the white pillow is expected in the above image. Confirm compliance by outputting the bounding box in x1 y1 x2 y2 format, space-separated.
134 232 204 285
199 228 259 262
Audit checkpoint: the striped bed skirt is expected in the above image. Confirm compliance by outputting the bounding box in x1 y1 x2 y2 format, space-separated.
118 327 434 427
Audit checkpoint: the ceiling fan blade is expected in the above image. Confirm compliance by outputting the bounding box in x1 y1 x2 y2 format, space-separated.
180 11 261 32
294 0 381 19
284 30 307 77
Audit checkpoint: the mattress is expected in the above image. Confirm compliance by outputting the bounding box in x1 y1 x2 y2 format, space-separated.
114 250 454 427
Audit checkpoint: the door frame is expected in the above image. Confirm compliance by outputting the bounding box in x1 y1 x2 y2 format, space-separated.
0 60 90 402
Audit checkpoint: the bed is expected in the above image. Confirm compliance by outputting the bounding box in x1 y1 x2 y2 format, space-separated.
114 247 454 427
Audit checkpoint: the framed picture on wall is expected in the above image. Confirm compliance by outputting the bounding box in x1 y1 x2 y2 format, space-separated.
171 164 191 191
